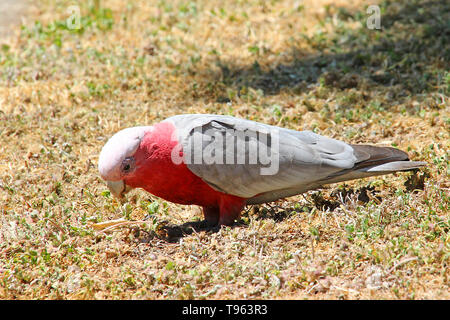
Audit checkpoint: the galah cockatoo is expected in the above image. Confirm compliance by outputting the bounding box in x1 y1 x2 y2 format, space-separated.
98 114 426 226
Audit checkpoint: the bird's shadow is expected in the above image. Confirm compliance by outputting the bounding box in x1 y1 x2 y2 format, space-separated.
137 187 374 243
161 220 221 242
135 172 425 243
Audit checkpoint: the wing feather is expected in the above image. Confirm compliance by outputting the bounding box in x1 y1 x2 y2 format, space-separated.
167 114 357 198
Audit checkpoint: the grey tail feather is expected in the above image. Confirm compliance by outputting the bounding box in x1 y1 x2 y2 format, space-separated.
360 160 427 172
350 144 427 172
350 144 410 170
322 145 427 185
248 147 427 205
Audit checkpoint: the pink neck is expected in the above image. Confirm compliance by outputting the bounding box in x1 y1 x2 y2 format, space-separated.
125 121 238 207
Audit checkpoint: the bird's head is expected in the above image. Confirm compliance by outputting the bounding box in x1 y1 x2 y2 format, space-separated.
98 126 153 198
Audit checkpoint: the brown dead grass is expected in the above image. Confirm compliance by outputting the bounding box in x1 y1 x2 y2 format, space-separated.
0 0 448 300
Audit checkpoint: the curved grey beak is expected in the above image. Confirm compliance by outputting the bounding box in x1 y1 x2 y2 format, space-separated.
106 180 131 198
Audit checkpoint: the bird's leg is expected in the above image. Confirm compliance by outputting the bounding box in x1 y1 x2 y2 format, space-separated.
202 206 220 226
218 195 246 226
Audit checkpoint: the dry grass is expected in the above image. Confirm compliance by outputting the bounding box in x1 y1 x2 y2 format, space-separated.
0 0 449 299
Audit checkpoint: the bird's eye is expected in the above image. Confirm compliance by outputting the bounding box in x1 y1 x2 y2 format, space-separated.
121 157 135 174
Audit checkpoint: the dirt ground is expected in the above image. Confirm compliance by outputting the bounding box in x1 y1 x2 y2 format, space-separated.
0 0 30 38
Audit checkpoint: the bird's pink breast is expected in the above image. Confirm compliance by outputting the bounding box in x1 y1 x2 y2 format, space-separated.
124 121 244 207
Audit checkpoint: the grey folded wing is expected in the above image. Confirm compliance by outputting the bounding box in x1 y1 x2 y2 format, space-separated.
166 114 360 202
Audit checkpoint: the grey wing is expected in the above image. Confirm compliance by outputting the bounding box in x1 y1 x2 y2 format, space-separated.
166 114 358 199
